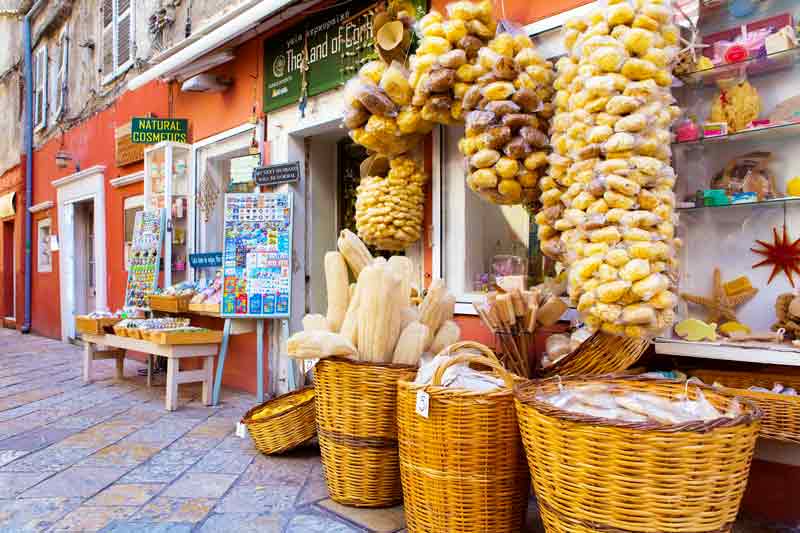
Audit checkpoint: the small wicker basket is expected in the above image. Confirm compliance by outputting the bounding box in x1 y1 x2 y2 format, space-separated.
541 331 650 377
314 356 416 508
241 387 316 455
515 375 761 533
398 342 529 533
692 368 800 444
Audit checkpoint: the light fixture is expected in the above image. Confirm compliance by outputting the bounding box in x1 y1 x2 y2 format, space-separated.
55 150 80 171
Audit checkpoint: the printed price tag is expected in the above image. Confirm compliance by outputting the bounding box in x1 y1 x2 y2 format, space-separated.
236 422 247 439
415 390 430 418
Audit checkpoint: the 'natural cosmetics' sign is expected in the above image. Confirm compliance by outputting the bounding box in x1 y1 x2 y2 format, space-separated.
131 118 189 144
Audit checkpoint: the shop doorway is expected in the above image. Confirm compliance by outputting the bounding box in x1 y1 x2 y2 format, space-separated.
54 165 107 341
73 200 96 316
2 220 14 322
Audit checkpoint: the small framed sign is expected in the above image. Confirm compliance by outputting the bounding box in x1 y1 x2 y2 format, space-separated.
189 252 223 268
252 162 301 187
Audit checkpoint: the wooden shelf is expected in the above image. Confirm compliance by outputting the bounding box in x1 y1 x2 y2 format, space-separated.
655 338 800 366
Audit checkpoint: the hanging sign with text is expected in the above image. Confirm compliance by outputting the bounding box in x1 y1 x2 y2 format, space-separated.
253 162 301 186
262 0 424 112
131 118 189 144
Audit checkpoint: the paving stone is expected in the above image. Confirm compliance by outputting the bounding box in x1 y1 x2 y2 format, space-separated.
317 500 406 533
0 449 28 467
134 496 216 523
50 505 136 532
238 454 315 485
80 442 162 467
284 511 364 533
124 422 194 446
99 520 195 532
0 427 76 452
0 497 81 532
195 512 284 532
85 483 165 507
118 459 193 484
190 448 254 474
20 466 126 499
186 419 234 439
0 446 91 472
295 467 329 506
0 472 51 498
215 483 301 514
162 472 237 499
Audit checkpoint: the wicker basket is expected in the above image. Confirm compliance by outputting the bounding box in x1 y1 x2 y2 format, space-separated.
515 375 761 533
692 368 800 444
242 387 316 454
314 356 416 508
541 331 650 377
398 343 529 533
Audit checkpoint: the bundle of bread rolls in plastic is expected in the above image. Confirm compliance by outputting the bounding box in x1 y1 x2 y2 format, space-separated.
459 32 554 205
356 155 428 251
407 0 496 126
535 0 682 338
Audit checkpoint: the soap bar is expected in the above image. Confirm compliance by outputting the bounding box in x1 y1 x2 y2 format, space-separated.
703 189 730 206
723 275 753 297
675 318 717 342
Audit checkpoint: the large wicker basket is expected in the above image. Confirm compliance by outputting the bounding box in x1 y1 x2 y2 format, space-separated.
541 331 650 377
314 356 416 508
397 343 529 533
515 375 762 533
692 368 800 444
241 387 316 454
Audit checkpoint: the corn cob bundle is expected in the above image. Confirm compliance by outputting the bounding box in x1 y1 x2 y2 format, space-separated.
406 0 496 126
459 32 554 205
355 156 428 251
337 229 373 278
536 0 682 339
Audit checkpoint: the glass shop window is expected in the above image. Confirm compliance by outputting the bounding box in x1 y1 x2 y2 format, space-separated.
123 195 144 271
194 128 257 279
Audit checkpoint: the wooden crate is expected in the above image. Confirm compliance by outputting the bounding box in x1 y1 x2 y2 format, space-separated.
76 316 120 335
147 329 224 345
147 294 192 313
188 302 220 315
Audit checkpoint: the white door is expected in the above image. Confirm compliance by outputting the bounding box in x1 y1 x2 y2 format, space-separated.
61 202 75 339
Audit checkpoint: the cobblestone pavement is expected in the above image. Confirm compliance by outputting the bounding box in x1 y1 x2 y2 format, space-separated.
0 329 796 532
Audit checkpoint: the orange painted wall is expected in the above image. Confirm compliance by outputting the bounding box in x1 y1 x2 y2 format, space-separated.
431 0 592 26
29 81 170 340
0 164 25 329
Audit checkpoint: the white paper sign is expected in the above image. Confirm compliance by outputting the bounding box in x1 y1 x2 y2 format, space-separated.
50 235 60 251
415 390 430 418
236 422 247 438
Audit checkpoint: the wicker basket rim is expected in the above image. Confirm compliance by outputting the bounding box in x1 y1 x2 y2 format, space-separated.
241 385 315 425
699 381 800 403
543 331 651 375
514 374 763 432
398 377 516 398
319 355 418 371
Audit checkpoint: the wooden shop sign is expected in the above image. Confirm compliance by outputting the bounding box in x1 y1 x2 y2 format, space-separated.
253 161 301 186
131 117 189 144
115 122 144 167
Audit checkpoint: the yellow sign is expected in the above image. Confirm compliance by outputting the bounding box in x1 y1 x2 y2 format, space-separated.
0 191 15 219
115 122 144 167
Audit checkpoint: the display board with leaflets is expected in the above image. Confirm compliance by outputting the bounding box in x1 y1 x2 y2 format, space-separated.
221 193 293 318
125 209 165 308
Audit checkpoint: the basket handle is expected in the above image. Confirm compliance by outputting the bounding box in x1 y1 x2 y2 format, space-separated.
431 353 515 389
437 340 501 364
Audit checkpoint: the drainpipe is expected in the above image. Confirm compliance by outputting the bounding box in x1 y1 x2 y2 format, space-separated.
21 0 45 333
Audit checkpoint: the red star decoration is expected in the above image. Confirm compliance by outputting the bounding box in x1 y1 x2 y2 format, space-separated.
751 225 800 287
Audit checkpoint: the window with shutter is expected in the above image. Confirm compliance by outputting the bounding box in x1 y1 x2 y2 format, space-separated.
33 46 47 131
101 0 134 84
54 32 69 118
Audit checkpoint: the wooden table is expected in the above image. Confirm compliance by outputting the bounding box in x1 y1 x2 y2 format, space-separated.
82 333 219 411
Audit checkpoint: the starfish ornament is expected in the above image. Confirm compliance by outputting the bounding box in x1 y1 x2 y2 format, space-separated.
681 268 758 323
751 225 800 287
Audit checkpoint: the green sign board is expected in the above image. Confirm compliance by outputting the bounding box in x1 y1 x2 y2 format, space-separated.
131 118 189 144
263 0 424 113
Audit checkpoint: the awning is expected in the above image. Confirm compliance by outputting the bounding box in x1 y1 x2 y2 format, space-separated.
0 192 15 219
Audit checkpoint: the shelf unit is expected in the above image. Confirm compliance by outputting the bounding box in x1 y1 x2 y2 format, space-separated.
661 0 800 366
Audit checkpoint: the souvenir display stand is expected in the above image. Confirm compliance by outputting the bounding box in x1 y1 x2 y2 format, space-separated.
211 191 294 405
144 141 193 287
659 0 800 366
